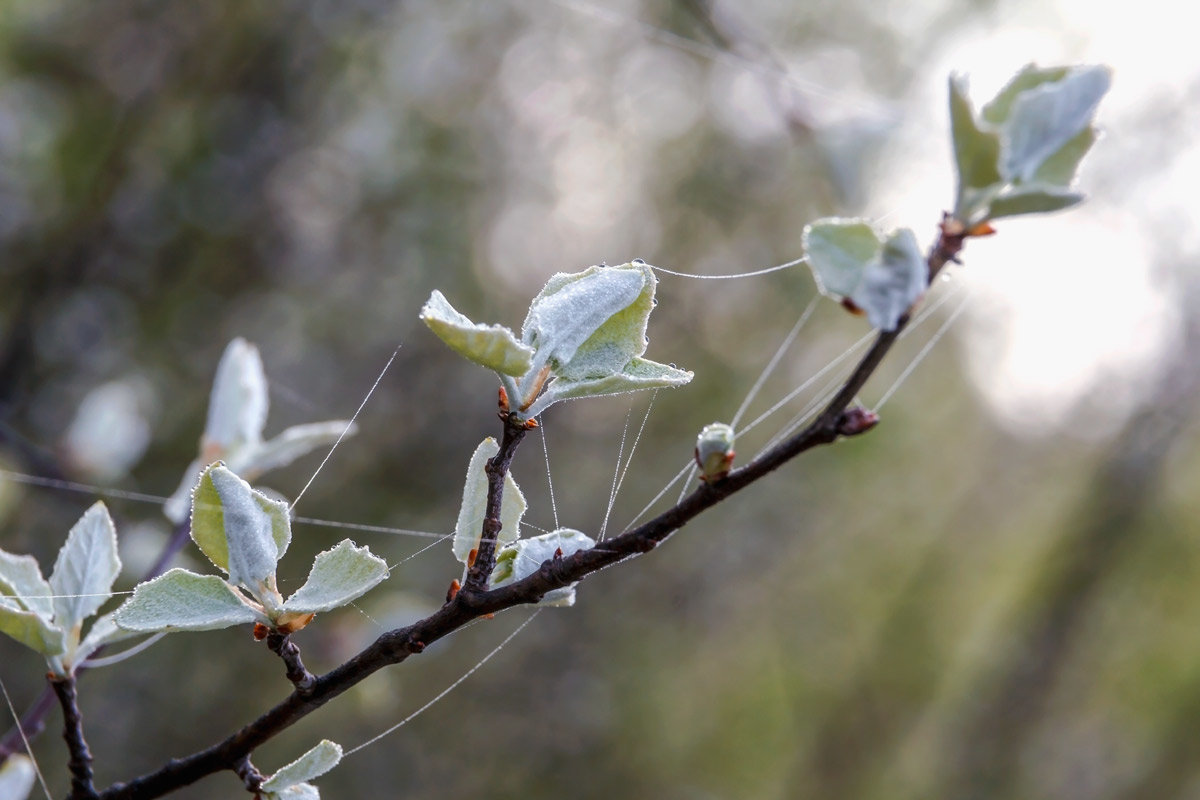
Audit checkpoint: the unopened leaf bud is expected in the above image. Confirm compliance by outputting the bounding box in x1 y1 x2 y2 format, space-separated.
695 422 736 482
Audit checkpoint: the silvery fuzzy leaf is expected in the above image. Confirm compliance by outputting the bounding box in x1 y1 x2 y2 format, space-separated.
204 338 268 453
0 596 66 655
281 541 389 614
420 290 535 377
802 220 881 299
261 740 343 793
0 754 36 800
803 219 928 332
949 75 1002 220
521 263 650 376
852 229 928 332
489 528 595 606
526 357 693 418
114 568 263 632
0 549 53 619
452 438 525 564
1001 65 1111 183
239 420 356 477
191 463 291 592
49 502 121 634
987 184 1084 220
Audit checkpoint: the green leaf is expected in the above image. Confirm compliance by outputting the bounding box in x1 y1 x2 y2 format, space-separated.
803 220 927 332
420 290 535 377
0 754 36 800
0 596 66 655
551 262 658 381
191 463 290 590
240 421 356 477
802 220 881 298
268 784 320 800
261 740 343 792
520 263 649 375
490 528 595 607
950 76 1002 189
49 502 121 634
0 549 54 619
949 75 1002 220
1031 125 1096 186
854 229 928 331
1001 65 1111 183
204 338 269 452
987 184 1084 219
281 541 389 614
114 568 263 632
452 438 525 565
527 357 693 418
981 63 1071 125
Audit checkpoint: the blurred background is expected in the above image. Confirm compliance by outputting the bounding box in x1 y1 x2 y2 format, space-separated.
0 0 1196 798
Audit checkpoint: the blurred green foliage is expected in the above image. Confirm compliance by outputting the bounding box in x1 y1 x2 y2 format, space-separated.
0 1 1198 799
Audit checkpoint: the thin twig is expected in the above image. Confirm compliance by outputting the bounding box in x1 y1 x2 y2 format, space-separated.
232 756 265 794
462 413 530 591
49 675 98 800
264 634 317 696
93 223 967 800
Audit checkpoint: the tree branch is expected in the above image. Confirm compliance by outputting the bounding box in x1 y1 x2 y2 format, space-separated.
463 412 529 591
265 634 317 697
96 222 967 800
49 674 98 800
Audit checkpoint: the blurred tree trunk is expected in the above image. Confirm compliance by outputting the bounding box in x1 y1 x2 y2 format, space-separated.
932 274 1200 800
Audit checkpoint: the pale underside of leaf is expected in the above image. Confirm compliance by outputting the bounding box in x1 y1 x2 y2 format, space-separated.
550 263 657 381
981 63 1071 126
1001 65 1111 183
241 420 357 477
281 541 389 614
850 229 928 332
526 358 693 417
802 219 881 299
0 549 54 619
49 501 121 634
204 338 269 453
268 784 320 800
0 753 37 800
192 464 289 590
521 264 649 375
490 528 595 606
420 290 534 377
114 568 262 632
452 438 526 564
261 740 343 792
